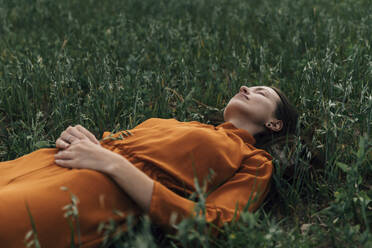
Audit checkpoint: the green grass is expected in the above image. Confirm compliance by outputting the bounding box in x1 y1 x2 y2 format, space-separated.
0 0 371 247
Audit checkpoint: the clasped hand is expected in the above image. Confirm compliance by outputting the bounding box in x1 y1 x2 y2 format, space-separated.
54 125 124 174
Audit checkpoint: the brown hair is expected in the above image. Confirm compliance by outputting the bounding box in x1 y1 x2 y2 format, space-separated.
253 86 324 213
254 86 323 177
253 86 299 149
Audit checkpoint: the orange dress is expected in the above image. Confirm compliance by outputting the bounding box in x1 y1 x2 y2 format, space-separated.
0 118 273 247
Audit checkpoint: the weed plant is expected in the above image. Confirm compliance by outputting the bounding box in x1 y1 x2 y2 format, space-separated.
0 0 371 247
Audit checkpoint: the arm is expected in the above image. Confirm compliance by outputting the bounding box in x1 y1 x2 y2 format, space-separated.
54 124 154 212
56 144 271 228
105 158 154 213
54 138 154 213
146 159 273 230
55 126 272 229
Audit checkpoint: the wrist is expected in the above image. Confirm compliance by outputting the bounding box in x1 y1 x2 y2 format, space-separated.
103 154 154 213
104 154 130 177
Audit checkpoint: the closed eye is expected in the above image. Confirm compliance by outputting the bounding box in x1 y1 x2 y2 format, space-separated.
253 87 269 97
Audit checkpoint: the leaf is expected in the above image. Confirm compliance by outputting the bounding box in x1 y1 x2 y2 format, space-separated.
356 135 367 160
62 205 71 210
97 222 106 234
34 140 50 149
64 211 73 218
336 162 350 173
26 240 35 248
60 186 69 191
24 230 33 241
24 201 41 248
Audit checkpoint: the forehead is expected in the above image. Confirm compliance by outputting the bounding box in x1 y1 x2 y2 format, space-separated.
251 86 281 103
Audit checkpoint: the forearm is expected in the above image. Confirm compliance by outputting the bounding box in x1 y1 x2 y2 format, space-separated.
104 158 154 213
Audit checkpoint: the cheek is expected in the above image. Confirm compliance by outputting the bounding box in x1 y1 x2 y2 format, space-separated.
250 98 273 121
225 97 273 123
250 106 268 123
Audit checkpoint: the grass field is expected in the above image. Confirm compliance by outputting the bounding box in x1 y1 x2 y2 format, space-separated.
0 0 371 247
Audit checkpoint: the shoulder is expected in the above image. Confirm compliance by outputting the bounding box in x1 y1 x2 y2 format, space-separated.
241 146 273 171
257 148 273 161
244 143 273 161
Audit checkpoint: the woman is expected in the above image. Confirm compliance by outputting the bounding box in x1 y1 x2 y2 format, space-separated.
0 85 298 247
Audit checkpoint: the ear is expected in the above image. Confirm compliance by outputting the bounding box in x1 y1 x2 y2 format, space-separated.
265 119 283 132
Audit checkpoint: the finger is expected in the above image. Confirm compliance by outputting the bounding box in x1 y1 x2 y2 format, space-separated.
55 159 74 168
54 150 75 160
65 126 86 140
56 138 70 149
60 131 75 144
61 126 86 143
70 139 81 145
75 125 100 144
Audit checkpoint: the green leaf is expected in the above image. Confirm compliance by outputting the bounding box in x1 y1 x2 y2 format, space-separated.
336 162 351 173
34 140 50 149
24 230 33 241
60 186 69 191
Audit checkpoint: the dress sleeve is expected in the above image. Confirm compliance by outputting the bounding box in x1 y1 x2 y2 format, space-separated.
148 158 273 230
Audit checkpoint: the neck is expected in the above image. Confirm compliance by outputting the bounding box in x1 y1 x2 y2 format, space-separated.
224 118 265 137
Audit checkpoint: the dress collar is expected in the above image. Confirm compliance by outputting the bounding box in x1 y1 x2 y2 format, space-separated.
216 122 256 145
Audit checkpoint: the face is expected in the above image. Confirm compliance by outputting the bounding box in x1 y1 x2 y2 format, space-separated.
223 85 282 127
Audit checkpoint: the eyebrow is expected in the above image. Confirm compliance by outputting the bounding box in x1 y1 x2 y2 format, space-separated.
255 87 266 91
254 87 270 97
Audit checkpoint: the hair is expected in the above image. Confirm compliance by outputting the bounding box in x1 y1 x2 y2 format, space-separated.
251 86 324 213
253 86 299 149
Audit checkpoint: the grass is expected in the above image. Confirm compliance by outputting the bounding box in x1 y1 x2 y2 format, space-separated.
0 0 371 247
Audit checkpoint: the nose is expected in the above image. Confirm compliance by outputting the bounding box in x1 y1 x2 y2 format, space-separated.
239 86 249 94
